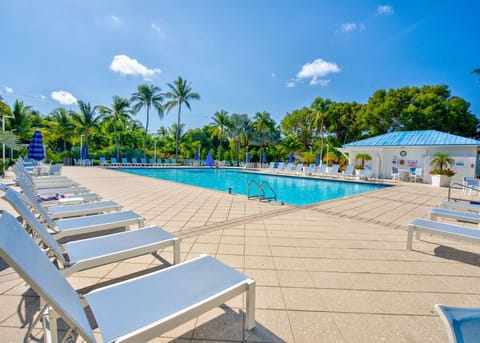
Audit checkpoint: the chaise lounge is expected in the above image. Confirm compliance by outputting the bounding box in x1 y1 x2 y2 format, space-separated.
0 210 256 343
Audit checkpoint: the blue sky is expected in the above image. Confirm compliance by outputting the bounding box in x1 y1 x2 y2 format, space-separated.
1 0 479 132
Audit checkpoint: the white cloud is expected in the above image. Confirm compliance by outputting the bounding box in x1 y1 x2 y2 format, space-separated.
377 5 393 15
110 54 161 80
4 86 13 94
104 15 122 27
151 23 167 39
340 22 365 33
341 23 357 32
297 59 340 78
51 91 77 105
286 80 296 88
309 79 331 87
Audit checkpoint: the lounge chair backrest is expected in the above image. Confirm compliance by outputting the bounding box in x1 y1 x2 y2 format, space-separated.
121 157 128 164
0 211 96 342
132 157 138 164
3 188 67 265
141 158 147 164
149 158 154 164
15 177 57 229
111 157 118 164
344 166 354 175
329 164 340 173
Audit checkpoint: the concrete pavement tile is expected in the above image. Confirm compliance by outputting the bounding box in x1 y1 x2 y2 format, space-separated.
245 309 294 342
288 311 346 343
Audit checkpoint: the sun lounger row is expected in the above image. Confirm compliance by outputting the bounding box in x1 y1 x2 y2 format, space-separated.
100 157 181 167
406 201 480 342
266 162 371 180
1 160 256 342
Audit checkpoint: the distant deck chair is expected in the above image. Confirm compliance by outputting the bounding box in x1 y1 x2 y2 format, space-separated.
439 200 480 214
313 164 327 176
342 165 355 178
4 188 144 241
304 163 315 175
140 157 147 166
131 157 140 166
121 157 129 166
15 178 121 219
5 201 179 276
326 164 340 176
410 167 423 183
294 163 304 174
0 211 255 343
406 218 480 250
275 162 285 173
99 157 109 167
434 304 480 343
110 157 119 166
16 174 90 196
391 167 400 180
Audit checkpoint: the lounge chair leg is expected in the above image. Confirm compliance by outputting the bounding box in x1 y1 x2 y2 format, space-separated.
406 226 414 250
173 238 181 264
245 279 256 330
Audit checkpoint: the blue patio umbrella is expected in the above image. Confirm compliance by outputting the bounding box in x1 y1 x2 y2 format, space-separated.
27 130 45 161
81 146 88 159
205 151 214 167
316 153 321 165
246 152 250 163
194 150 199 161
288 152 293 164
262 151 267 163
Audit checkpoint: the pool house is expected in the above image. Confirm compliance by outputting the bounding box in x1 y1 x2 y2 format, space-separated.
340 130 480 184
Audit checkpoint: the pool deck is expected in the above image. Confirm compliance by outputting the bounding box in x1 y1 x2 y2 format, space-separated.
1 166 480 342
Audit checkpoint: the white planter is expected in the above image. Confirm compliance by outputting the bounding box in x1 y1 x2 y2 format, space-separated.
431 174 452 187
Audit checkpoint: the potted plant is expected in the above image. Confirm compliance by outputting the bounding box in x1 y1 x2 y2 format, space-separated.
354 153 371 173
429 152 455 187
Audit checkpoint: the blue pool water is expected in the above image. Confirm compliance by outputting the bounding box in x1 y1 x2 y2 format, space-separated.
118 168 388 206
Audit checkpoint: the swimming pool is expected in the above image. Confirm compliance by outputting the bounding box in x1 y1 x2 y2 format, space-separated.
118 168 388 206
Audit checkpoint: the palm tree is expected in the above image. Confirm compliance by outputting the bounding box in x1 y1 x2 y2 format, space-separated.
210 110 232 161
229 113 251 164
131 85 164 157
9 100 32 141
50 108 75 152
355 153 372 169
100 96 131 159
429 152 454 172
472 68 480 80
70 101 101 156
252 111 277 163
164 76 200 159
311 97 332 160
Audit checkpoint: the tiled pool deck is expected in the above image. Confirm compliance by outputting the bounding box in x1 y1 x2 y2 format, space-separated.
1 166 480 342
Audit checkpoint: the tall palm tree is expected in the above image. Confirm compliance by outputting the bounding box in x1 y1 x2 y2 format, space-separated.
70 101 101 156
131 85 164 157
99 96 131 159
9 100 31 141
229 113 251 164
50 108 75 152
164 76 200 159
210 110 232 161
311 97 332 160
252 111 277 163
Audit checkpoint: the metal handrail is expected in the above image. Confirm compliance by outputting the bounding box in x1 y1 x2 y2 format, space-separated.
448 182 480 202
247 180 261 200
260 181 277 202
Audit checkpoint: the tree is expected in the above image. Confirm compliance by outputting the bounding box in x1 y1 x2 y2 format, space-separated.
131 84 164 157
49 108 75 152
70 101 101 155
311 97 332 158
429 152 454 173
100 96 131 159
210 110 232 161
8 100 31 141
252 111 278 163
354 153 372 169
280 107 314 151
229 113 251 164
164 76 200 159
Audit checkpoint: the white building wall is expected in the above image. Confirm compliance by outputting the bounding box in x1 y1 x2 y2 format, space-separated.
346 146 478 183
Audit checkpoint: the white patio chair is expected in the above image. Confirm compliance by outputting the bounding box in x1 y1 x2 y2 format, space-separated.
0 211 255 343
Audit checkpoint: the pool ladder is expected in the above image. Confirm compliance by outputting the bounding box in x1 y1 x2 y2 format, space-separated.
247 180 277 202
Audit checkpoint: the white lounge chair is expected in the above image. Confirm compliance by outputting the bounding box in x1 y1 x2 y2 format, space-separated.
15 175 100 204
430 207 480 227
313 164 327 176
326 164 340 177
15 179 122 219
434 304 480 343
4 188 144 241
342 165 355 178
6 203 180 276
0 211 255 343
439 200 480 214
407 218 480 250
16 174 90 195
275 162 285 173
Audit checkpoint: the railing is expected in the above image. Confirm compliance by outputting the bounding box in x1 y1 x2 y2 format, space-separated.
448 182 480 202
247 180 277 202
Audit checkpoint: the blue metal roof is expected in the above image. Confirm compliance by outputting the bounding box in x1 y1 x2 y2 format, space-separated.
344 130 480 147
